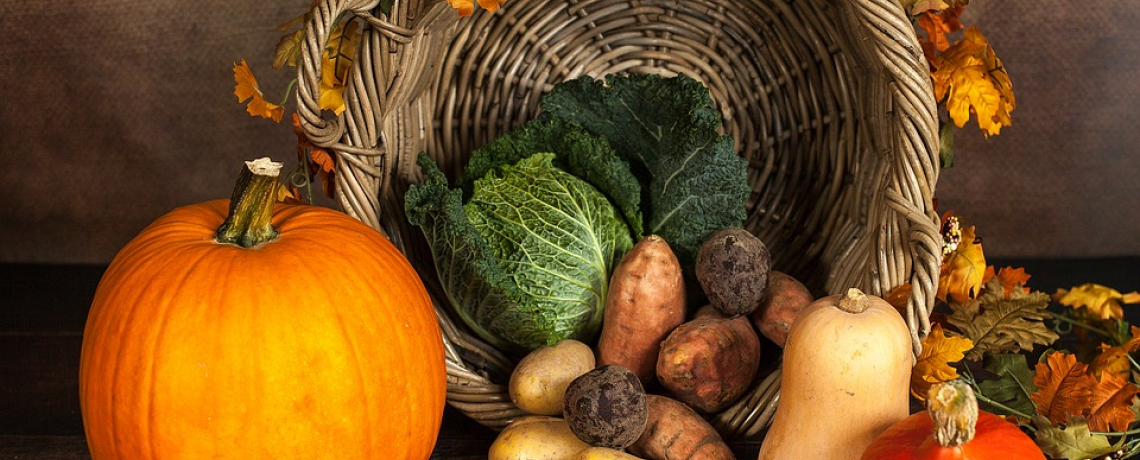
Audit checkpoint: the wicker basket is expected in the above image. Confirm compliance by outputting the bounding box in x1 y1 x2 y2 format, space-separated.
293 0 942 439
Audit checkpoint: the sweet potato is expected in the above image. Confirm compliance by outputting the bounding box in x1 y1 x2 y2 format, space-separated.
655 306 761 413
748 270 814 347
597 235 686 387
694 227 770 317
629 395 735 460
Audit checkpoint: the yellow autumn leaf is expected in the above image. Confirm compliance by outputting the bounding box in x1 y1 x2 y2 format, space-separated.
1092 326 1140 379
318 57 348 115
911 324 974 400
1054 283 1140 321
938 224 986 304
273 29 304 70
910 0 950 15
233 59 284 122
931 27 1015 137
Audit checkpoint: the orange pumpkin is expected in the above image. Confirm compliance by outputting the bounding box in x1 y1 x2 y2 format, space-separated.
861 379 1045 460
79 159 447 460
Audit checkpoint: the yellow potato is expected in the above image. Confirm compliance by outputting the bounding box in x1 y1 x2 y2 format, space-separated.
509 339 596 415
489 416 591 460
572 447 646 460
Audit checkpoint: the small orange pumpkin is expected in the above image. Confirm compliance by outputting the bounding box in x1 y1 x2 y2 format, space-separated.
79 159 446 460
860 379 1045 460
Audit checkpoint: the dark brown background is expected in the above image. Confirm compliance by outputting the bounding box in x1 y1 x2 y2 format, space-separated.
2 0 1138 263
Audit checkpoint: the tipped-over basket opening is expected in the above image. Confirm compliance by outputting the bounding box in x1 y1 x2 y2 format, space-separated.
293 0 940 438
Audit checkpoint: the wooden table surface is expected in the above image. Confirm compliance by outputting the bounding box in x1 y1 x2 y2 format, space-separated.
3 259 1137 459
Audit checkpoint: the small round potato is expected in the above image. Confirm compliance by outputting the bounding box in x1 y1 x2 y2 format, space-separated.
571 447 645 460
509 339 596 415
489 416 591 460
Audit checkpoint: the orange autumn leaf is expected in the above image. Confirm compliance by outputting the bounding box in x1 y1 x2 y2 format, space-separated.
1088 372 1140 432
931 27 1015 137
447 0 503 16
233 59 284 122
1054 283 1140 321
983 266 1032 299
885 283 911 316
917 6 964 59
1031 352 1096 425
1093 326 1140 379
291 114 337 200
911 324 974 400
938 224 986 304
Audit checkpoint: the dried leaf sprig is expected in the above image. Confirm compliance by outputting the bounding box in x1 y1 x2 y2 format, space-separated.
898 0 1015 167
232 0 500 203
907 212 1140 459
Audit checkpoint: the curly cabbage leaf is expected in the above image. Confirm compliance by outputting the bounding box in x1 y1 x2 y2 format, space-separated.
539 73 750 269
461 117 644 238
406 152 633 352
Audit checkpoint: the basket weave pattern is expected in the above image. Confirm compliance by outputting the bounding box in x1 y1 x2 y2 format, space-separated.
295 0 941 437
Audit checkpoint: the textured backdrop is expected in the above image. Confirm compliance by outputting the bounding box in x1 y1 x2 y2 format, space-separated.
2 0 1138 263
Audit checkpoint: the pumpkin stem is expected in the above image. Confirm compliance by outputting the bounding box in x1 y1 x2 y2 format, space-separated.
835 288 870 314
927 379 978 447
214 158 283 248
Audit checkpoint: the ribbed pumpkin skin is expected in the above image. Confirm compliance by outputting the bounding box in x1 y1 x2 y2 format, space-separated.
79 200 447 460
860 410 1046 460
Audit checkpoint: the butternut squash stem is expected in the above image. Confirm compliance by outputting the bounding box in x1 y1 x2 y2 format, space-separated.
835 288 870 314
927 380 978 447
215 158 283 248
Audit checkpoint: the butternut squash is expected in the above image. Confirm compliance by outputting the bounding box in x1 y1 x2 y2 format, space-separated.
757 288 912 460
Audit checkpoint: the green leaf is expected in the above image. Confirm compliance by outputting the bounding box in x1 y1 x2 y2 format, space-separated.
939 120 955 168
1033 416 1120 460
977 353 1039 416
406 152 633 352
949 278 1061 361
462 118 643 238
404 153 523 353
539 74 750 271
377 0 396 16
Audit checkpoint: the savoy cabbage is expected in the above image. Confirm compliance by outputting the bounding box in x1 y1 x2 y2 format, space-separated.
405 73 749 352
406 152 633 352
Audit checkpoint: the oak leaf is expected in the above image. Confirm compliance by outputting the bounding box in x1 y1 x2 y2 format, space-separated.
938 224 986 304
1033 416 1120 460
911 324 973 400
977 353 1039 417
1087 372 1140 432
931 27 1015 137
233 59 284 122
1031 352 1096 425
1054 283 1140 321
949 278 1059 361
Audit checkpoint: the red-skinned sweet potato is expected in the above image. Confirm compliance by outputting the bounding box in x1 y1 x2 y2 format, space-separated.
596 235 686 387
749 270 814 347
629 395 735 460
656 305 761 413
